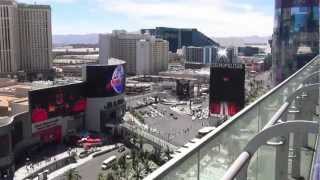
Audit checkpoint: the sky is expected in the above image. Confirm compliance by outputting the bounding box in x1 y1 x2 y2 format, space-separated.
18 0 275 37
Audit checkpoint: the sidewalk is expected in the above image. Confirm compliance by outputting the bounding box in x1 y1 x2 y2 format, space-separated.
14 145 116 180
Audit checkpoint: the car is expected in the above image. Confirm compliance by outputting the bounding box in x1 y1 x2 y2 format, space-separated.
118 146 126 153
79 151 90 158
173 116 178 120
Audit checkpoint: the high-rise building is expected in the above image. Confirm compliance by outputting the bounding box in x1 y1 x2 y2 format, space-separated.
99 30 169 75
183 46 218 66
141 27 219 53
0 0 52 79
18 4 52 74
0 0 19 74
136 38 169 75
272 0 319 84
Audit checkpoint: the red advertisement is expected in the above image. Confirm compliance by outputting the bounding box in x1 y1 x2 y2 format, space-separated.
29 83 87 123
209 64 245 117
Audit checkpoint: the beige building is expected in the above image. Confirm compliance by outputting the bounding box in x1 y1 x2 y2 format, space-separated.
99 30 150 75
99 30 169 75
0 0 52 76
136 38 169 75
18 3 52 73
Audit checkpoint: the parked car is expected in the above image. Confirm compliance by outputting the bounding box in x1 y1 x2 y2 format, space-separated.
118 146 126 153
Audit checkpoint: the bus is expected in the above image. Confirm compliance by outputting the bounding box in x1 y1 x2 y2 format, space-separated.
101 155 117 170
197 127 216 138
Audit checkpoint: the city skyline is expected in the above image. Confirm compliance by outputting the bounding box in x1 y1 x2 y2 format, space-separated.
18 0 274 37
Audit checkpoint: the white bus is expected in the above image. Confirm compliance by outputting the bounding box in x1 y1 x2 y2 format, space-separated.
197 127 216 138
101 155 117 170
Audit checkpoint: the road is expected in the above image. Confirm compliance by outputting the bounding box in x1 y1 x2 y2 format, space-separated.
53 147 130 180
137 100 212 146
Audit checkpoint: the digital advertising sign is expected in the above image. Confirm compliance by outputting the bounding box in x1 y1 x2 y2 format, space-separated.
209 63 245 117
176 80 192 99
29 83 87 124
276 0 319 8
86 64 126 98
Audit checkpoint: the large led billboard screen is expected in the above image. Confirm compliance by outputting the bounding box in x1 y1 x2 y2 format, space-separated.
86 64 126 98
29 83 87 123
176 80 192 99
209 63 245 116
276 0 319 8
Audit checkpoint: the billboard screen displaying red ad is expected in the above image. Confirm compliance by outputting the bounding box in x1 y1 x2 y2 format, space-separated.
209 63 245 117
29 83 87 123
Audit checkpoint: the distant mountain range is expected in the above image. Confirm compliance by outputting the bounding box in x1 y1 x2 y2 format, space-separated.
53 34 271 48
212 36 271 47
53 34 99 47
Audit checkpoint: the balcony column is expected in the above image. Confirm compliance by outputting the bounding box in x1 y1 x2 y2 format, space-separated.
273 136 289 180
235 162 249 180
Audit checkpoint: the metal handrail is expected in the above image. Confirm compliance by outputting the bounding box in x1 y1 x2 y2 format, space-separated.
221 81 320 180
221 152 250 180
222 120 320 180
145 56 320 180
222 101 290 180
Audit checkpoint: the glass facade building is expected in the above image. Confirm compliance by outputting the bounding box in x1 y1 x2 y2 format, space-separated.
272 0 320 84
141 27 219 52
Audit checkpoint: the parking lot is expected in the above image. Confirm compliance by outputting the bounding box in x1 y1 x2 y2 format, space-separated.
134 96 213 146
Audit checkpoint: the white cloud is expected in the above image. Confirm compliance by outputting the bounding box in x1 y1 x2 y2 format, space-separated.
95 0 273 37
17 0 274 36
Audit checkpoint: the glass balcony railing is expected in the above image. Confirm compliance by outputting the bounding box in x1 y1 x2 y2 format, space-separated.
146 56 320 180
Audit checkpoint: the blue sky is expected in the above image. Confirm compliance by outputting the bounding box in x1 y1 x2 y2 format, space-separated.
19 0 275 37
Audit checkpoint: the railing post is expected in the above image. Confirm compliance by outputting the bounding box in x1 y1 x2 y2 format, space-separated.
292 132 303 179
275 136 289 180
197 151 200 180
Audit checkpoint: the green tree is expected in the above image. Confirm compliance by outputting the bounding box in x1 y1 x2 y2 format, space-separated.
97 173 106 180
138 135 143 149
118 154 127 169
132 164 144 180
132 133 137 145
164 146 172 161
64 168 82 180
111 163 118 172
131 149 138 167
142 158 152 174
106 173 115 180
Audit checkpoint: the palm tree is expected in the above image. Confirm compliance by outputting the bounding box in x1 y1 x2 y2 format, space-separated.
106 173 115 180
118 154 127 169
143 159 152 174
131 149 138 167
164 146 173 161
138 135 143 149
132 133 137 145
97 173 106 180
139 150 146 164
64 168 82 180
111 163 119 172
132 164 144 180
